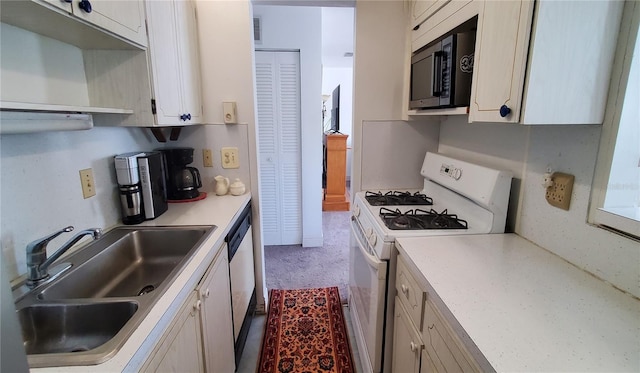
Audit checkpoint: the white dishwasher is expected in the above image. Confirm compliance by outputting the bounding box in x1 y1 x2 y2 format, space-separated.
226 203 256 368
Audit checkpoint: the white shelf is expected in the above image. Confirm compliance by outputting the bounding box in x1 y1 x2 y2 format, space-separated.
0 101 133 115
407 106 469 116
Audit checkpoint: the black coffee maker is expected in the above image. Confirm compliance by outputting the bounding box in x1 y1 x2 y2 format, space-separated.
160 147 202 200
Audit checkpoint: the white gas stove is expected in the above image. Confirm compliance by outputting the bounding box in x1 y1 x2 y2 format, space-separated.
349 152 512 373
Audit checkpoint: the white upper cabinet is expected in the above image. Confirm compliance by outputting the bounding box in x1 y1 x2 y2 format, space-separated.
411 0 450 30
71 0 147 47
0 0 147 49
146 0 202 126
469 0 534 123
409 0 624 125
469 0 623 124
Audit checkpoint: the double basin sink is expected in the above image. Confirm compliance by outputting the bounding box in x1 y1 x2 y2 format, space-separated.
13 225 217 368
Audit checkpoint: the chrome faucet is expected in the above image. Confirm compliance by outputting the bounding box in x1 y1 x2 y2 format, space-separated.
26 226 103 287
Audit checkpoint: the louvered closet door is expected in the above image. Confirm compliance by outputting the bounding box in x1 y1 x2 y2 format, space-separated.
255 51 302 245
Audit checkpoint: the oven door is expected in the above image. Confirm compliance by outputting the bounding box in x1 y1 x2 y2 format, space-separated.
349 216 388 373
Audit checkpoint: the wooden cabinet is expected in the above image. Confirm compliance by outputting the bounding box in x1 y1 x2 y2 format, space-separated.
142 292 205 373
197 244 235 373
392 297 424 373
322 133 350 211
146 0 202 126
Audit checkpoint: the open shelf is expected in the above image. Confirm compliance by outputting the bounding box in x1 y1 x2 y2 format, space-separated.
407 106 469 116
0 101 133 115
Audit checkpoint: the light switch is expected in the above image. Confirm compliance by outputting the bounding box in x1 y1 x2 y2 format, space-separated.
221 147 239 169
79 168 96 199
223 102 237 124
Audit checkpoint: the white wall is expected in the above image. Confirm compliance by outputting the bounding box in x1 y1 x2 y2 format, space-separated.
438 117 640 298
194 0 267 311
351 0 416 194
252 5 324 247
0 127 156 280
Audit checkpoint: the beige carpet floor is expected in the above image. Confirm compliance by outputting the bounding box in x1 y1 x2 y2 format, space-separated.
264 211 350 304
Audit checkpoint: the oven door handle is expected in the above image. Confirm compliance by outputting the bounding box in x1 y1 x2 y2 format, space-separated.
351 218 386 279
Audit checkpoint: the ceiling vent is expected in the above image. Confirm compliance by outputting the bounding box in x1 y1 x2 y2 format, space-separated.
253 17 262 44
344 52 353 57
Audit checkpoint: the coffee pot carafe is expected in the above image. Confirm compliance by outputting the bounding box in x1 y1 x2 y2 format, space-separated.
160 147 203 200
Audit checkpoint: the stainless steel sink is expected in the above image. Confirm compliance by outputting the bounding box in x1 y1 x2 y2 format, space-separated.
38 228 209 300
18 301 138 355
13 225 216 368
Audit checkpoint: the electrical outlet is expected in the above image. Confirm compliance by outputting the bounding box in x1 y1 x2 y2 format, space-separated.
545 172 574 210
79 168 96 199
221 147 239 169
203 149 213 167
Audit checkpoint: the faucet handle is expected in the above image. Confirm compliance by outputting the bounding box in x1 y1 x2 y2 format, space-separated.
26 226 74 256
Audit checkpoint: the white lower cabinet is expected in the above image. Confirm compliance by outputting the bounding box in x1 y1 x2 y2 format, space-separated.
392 297 423 373
198 244 236 373
142 292 204 373
142 242 235 372
394 253 482 372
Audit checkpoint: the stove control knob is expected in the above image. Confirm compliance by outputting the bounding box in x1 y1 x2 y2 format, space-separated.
368 234 377 246
353 205 360 217
365 228 373 238
453 168 462 180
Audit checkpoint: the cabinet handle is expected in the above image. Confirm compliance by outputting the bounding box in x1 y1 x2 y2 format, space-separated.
180 114 186 121
63 0 72 3
499 105 511 118
194 300 202 311
401 284 409 295
186 113 192 120
410 342 418 352
203 288 210 298
78 0 92 13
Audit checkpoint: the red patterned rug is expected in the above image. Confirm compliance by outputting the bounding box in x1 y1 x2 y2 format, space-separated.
257 287 355 373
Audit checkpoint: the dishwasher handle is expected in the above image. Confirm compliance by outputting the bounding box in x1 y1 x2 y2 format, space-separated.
227 203 252 260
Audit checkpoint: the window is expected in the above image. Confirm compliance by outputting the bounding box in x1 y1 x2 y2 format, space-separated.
589 1 640 238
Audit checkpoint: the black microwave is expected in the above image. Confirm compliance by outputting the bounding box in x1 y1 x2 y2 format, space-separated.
410 30 476 110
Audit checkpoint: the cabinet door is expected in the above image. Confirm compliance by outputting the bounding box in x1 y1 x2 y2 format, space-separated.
143 292 204 373
392 297 423 373
71 0 147 47
199 245 235 373
412 0 450 29
469 0 534 123
174 0 202 124
146 0 185 126
41 0 72 13
146 0 202 126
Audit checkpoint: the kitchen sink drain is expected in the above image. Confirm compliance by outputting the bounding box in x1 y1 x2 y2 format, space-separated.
137 285 155 296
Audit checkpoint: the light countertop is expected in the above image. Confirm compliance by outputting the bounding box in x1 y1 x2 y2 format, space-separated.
395 233 640 372
33 191 251 372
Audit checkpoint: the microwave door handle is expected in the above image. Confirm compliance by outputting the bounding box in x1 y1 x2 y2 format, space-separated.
432 51 443 97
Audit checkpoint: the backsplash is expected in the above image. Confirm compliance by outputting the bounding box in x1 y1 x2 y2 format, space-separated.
439 116 640 298
0 127 155 280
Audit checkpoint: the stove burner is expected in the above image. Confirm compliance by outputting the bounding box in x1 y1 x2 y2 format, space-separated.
365 191 434 206
379 208 468 230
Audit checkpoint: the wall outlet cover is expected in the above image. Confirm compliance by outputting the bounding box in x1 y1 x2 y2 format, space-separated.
79 168 96 199
203 149 213 167
545 172 574 210
223 102 237 124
